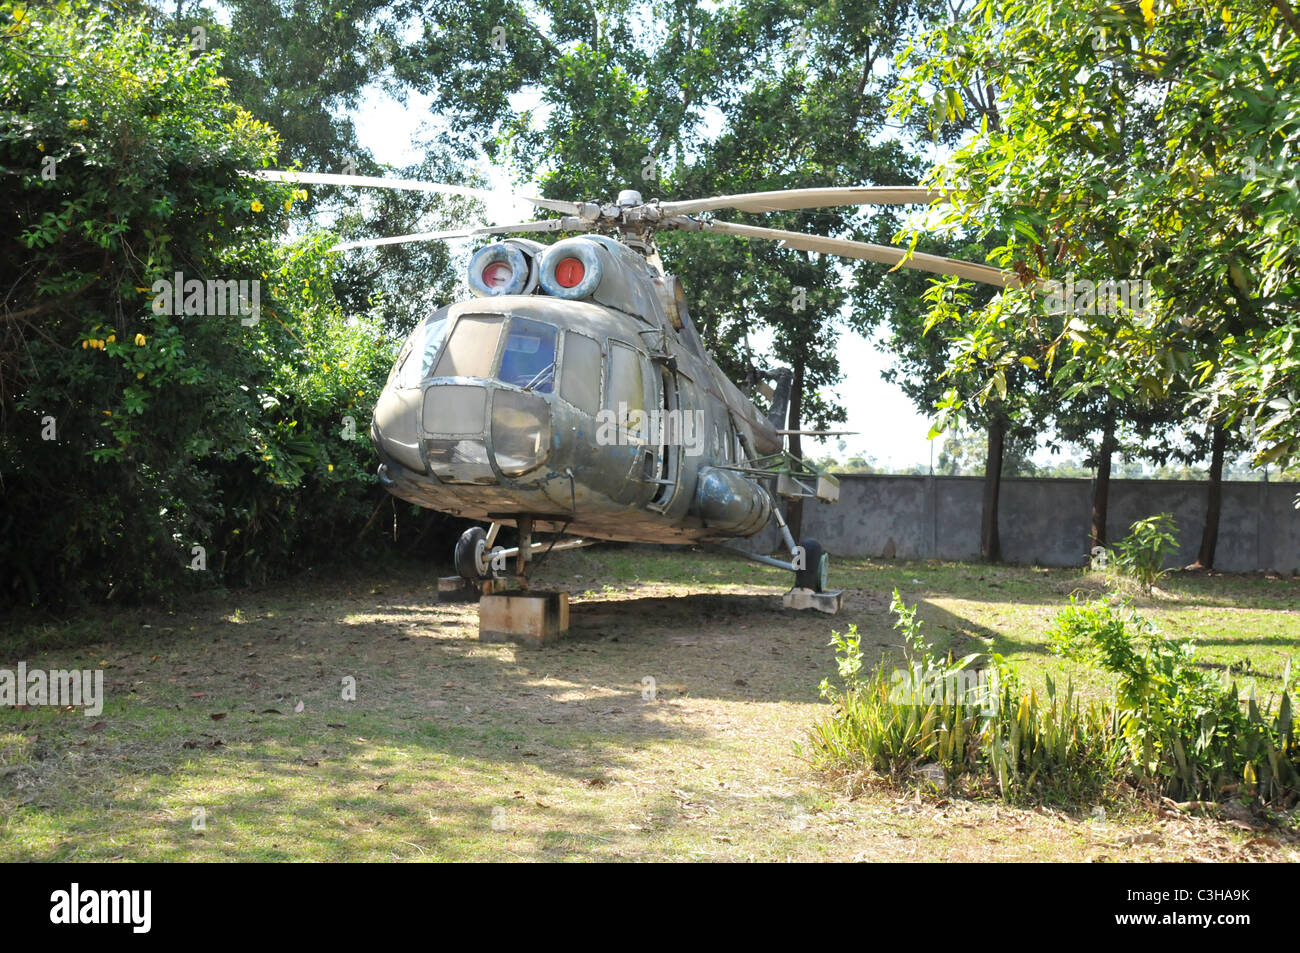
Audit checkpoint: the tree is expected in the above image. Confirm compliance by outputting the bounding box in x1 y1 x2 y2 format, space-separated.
891 0 1300 483
0 2 396 605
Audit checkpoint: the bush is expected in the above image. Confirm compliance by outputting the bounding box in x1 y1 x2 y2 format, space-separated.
811 589 1123 803
813 591 1300 809
1049 597 1300 806
0 3 428 606
1109 513 1179 594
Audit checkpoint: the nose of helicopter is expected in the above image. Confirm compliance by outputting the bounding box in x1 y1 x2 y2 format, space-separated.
373 377 552 485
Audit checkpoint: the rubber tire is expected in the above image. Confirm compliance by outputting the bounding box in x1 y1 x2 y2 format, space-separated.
454 526 490 581
796 538 828 593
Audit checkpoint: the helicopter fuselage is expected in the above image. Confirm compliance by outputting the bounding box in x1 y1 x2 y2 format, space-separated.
370 234 783 545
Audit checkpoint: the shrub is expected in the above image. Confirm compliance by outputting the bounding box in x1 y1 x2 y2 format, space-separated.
0 3 414 605
1109 513 1179 594
813 591 1300 809
811 589 1123 803
1049 597 1300 805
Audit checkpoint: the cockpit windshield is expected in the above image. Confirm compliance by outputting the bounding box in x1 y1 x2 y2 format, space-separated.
395 316 450 389
398 313 559 391
498 317 557 393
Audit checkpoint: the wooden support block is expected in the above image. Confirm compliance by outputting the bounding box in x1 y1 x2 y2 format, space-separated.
782 587 845 615
437 575 507 602
479 591 570 648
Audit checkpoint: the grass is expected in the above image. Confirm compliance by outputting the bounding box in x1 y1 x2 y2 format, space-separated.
1 549 1298 861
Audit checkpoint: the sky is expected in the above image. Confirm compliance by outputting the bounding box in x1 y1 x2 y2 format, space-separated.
349 86 1004 472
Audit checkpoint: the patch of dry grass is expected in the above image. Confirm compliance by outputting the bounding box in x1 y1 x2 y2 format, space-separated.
1 550 1297 861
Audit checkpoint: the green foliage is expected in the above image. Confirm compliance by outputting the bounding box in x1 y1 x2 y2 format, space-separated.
812 589 1122 803
892 0 1300 471
1110 513 1178 594
1049 598 1300 805
0 2 401 605
815 590 1300 807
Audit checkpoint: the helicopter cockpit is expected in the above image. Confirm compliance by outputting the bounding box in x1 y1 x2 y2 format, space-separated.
376 300 655 491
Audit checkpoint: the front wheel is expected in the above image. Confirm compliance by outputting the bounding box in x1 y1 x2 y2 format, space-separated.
454 526 495 581
795 537 829 593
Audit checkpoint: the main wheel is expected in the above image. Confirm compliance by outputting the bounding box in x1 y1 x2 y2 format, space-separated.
796 537 829 593
454 526 493 581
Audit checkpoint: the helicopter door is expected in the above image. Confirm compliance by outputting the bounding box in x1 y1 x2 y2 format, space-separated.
648 368 682 510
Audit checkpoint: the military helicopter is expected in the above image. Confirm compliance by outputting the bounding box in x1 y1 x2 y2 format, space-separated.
256 171 1019 594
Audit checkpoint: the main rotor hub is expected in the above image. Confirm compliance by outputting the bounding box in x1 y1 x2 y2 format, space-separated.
616 189 644 207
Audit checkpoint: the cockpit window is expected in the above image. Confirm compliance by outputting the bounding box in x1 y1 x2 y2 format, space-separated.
498 317 557 393
396 316 449 389
607 341 647 443
433 314 503 379
560 331 601 415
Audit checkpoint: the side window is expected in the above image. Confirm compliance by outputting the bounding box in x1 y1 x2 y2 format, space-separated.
560 331 601 415
499 317 558 391
433 314 503 379
607 341 647 443
396 316 449 389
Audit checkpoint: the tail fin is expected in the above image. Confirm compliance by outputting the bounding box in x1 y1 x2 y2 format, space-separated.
765 368 793 431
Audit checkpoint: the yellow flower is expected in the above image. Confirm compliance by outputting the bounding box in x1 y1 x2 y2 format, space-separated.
292 188 308 201
134 333 146 346
36 142 44 152
1140 0 1155 28
136 372 145 379
250 199 264 212
106 333 115 343
284 199 293 211
327 464 334 472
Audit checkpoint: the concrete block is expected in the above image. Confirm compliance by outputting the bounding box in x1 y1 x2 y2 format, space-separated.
783 587 845 615
479 591 570 647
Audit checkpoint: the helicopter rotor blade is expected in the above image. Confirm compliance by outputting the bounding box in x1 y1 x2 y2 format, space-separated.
658 186 946 217
689 218 1024 289
249 170 583 215
330 218 589 252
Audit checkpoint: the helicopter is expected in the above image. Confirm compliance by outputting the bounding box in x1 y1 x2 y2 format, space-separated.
255 170 1020 596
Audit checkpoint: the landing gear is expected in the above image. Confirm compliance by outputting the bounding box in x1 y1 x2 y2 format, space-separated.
795 537 828 593
454 521 599 586
454 526 496 582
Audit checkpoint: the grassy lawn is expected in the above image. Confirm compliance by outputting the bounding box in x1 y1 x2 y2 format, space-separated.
2 549 1298 862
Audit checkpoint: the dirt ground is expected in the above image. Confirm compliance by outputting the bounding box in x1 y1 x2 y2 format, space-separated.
2 550 1297 862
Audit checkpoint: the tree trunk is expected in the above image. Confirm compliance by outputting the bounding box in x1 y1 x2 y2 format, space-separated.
785 359 805 543
1090 418 1116 551
980 414 1004 562
1190 422 1227 570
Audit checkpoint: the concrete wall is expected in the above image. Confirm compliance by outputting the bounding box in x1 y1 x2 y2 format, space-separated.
744 475 1300 572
